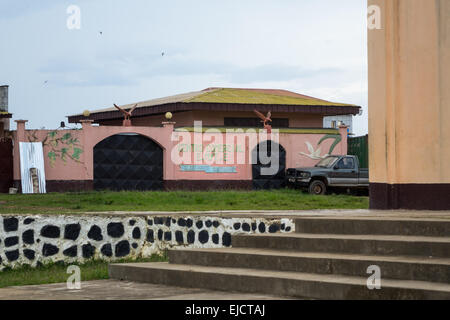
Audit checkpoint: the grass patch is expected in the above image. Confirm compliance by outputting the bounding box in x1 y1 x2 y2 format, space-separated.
0 254 167 288
0 189 368 214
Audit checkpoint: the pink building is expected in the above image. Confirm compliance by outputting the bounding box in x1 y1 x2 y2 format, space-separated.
8 88 359 192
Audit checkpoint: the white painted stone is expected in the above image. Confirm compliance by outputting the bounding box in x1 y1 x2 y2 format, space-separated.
0 215 294 269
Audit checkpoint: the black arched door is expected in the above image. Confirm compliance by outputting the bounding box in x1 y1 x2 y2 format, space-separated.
252 141 286 189
94 134 163 191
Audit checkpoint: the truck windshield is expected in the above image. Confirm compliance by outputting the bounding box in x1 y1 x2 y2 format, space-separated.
315 156 339 168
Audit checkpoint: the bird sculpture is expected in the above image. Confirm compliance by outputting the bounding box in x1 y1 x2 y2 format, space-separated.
253 109 272 133
114 103 138 126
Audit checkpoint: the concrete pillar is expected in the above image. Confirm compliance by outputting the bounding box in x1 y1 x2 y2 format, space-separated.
80 120 94 181
162 121 176 181
1 85 10 131
338 125 349 155
0 85 8 112
368 0 450 210
80 119 94 128
162 121 175 130
15 120 28 142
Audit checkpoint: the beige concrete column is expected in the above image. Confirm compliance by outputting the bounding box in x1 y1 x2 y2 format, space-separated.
368 0 450 209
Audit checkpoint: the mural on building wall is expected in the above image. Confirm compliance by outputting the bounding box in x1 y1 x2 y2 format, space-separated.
27 130 83 166
300 134 342 160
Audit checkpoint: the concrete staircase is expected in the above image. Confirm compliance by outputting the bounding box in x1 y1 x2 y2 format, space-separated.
109 217 450 299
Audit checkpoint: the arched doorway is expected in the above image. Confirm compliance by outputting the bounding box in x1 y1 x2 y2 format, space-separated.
252 140 286 189
94 133 163 191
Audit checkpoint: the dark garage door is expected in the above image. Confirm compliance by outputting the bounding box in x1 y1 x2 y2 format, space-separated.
252 141 286 189
94 134 163 191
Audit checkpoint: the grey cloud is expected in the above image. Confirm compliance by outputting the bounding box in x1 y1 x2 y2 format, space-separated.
0 0 58 19
39 51 343 88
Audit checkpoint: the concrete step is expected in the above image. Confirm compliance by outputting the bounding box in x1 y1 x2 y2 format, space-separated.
294 217 450 237
168 248 450 283
232 233 450 258
109 262 450 299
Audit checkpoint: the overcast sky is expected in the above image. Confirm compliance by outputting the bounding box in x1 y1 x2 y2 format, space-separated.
0 0 368 135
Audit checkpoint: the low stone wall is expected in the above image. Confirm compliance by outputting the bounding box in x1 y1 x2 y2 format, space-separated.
0 214 294 269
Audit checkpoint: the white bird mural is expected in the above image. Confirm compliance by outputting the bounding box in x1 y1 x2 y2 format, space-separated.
299 135 342 160
300 141 329 160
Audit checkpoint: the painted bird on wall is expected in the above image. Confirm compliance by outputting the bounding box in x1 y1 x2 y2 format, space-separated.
254 109 272 133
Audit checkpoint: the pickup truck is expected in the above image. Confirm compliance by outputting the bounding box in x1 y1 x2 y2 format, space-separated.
286 155 369 195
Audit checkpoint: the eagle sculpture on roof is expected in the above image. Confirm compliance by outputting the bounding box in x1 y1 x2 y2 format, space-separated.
254 109 272 133
114 104 137 126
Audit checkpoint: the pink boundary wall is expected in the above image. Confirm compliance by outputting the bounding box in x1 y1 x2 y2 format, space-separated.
12 120 348 184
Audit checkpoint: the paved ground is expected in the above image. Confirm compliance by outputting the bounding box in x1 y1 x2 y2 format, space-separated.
2 209 448 300
0 280 293 300
84 209 450 220
5 209 450 220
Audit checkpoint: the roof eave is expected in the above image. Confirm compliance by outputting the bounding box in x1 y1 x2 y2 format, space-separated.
0 113 12 119
67 102 361 124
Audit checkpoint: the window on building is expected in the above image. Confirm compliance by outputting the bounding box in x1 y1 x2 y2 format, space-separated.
224 118 289 128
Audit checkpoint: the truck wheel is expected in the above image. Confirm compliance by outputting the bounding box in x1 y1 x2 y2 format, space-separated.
309 180 327 195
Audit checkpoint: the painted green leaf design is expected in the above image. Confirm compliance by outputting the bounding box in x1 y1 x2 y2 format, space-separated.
44 131 84 165
61 133 72 141
48 151 57 166
72 147 83 160
318 134 342 155
48 151 56 161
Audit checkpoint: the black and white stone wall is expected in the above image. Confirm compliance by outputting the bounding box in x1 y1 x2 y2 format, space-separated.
0 215 294 269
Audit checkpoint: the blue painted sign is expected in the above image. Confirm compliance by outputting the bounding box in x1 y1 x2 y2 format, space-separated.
180 165 237 173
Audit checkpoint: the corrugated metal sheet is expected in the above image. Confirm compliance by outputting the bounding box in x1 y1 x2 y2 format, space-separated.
19 142 46 194
348 135 369 169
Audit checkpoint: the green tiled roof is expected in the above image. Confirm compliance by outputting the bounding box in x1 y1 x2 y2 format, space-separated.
185 88 354 107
